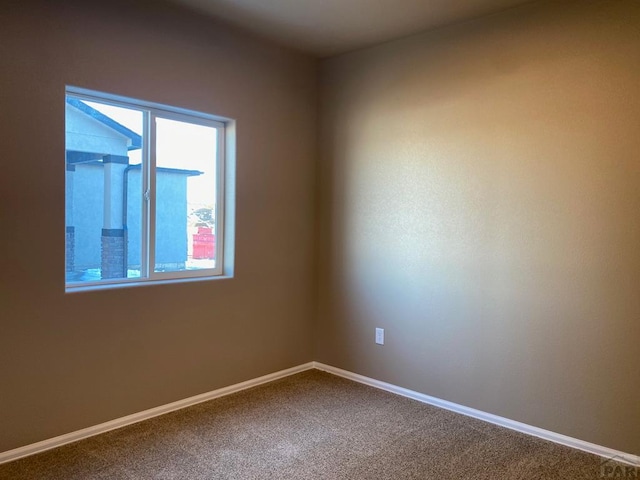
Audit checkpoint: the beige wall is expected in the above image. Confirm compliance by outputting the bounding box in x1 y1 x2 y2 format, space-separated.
317 0 640 454
0 0 317 452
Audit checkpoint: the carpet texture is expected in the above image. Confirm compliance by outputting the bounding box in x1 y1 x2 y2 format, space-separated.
0 370 620 479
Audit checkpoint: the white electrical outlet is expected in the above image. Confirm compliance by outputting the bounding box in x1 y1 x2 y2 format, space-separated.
375 328 384 345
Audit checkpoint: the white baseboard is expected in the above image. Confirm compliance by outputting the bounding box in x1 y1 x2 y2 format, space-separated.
313 362 640 467
0 362 315 465
3 361 637 468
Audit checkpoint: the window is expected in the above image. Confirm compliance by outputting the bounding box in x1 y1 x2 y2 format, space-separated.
65 87 232 290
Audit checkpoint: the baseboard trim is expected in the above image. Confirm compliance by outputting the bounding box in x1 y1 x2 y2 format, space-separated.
0 362 315 465
3 361 637 468
313 362 640 467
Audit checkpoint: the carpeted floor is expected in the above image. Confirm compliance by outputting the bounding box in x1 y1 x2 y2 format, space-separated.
0 369 616 479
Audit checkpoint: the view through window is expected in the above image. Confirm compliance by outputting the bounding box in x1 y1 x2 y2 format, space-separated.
65 88 226 289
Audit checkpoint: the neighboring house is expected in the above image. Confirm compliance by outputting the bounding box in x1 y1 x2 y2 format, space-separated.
65 98 201 280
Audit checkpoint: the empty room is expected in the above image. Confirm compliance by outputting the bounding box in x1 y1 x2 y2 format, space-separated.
0 0 638 478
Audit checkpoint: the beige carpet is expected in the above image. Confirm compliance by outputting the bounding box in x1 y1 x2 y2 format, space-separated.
0 370 615 479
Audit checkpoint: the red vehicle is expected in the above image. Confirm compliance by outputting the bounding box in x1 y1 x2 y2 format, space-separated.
192 227 215 260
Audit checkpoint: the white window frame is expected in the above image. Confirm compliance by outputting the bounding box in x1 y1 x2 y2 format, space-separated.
65 86 231 291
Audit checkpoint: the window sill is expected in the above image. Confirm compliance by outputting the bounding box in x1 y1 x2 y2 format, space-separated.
65 274 233 293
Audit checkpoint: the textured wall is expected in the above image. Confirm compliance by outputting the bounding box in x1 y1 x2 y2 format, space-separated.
0 0 317 452
317 0 640 454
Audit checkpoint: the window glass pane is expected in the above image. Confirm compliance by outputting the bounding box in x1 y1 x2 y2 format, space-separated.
155 117 218 273
65 96 143 283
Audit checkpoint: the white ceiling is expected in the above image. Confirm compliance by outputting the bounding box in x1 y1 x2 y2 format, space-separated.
167 0 536 57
